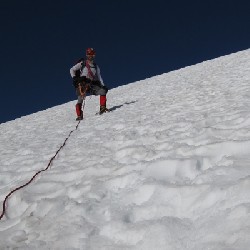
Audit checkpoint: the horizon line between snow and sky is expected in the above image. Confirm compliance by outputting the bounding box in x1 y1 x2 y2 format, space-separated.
0 0 249 124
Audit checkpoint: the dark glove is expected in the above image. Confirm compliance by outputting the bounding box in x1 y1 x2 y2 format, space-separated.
73 76 79 88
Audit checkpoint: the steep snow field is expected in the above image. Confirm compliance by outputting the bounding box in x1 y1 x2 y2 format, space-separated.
0 49 250 249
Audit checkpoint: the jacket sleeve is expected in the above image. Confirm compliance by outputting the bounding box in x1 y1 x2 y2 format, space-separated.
96 66 104 86
70 62 82 78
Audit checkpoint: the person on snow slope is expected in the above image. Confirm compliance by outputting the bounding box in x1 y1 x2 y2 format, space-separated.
70 48 109 120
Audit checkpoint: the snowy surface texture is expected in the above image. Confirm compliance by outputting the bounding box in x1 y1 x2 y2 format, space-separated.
1 49 250 250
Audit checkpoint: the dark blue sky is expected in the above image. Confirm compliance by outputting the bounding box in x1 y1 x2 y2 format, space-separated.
0 0 249 123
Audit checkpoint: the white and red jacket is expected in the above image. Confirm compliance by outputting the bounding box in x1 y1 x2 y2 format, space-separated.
70 60 104 86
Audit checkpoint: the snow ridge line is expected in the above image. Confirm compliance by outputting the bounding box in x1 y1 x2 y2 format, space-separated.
0 120 82 221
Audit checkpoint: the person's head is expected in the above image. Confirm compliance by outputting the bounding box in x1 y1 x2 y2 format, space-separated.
86 48 96 61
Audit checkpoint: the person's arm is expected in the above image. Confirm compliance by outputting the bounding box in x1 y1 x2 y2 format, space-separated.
70 62 82 88
70 62 82 78
96 66 104 86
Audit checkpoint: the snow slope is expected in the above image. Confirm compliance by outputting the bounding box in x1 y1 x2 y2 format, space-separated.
0 49 250 249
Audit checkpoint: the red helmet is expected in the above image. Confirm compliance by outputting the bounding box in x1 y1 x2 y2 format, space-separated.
86 48 96 56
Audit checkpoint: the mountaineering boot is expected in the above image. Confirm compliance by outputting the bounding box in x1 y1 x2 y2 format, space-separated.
75 103 83 120
76 115 83 121
99 105 110 115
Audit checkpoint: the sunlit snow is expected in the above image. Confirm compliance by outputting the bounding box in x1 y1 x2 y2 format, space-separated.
1 49 250 249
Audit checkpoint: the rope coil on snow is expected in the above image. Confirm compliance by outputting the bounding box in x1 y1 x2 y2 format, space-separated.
0 107 84 220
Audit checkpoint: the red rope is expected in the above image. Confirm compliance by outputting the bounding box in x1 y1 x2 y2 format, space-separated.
0 119 82 220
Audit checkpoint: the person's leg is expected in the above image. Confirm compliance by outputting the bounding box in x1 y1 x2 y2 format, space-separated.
99 95 109 114
75 88 84 120
90 85 109 114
